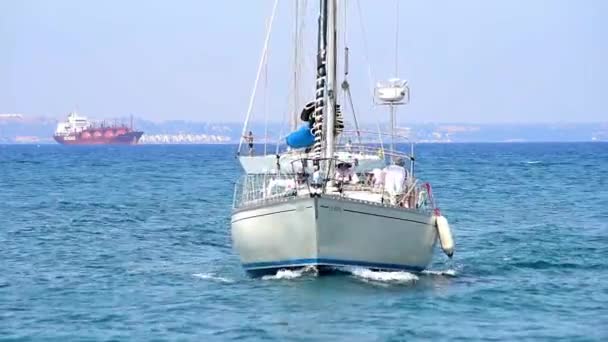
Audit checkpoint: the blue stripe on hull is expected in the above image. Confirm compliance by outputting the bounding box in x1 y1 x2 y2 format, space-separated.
242 258 425 276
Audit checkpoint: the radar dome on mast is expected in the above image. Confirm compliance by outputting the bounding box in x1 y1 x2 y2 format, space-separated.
374 78 410 105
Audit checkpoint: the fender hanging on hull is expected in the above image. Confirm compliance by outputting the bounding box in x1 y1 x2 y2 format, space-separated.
435 215 454 258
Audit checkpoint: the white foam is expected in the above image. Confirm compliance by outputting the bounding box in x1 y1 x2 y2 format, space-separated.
421 269 457 277
262 266 318 280
526 161 542 164
192 273 234 283
346 267 419 284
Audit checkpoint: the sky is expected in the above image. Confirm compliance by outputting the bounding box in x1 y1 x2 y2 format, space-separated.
1 0 607 124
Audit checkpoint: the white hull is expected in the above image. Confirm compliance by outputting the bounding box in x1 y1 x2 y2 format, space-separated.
231 196 438 275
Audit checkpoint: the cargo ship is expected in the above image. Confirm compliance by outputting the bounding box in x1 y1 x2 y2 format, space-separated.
53 112 143 145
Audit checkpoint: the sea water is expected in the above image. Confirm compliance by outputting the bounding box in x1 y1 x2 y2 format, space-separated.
1 143 607 341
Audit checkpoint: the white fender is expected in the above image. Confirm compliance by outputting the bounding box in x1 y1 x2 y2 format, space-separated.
435 215 454 258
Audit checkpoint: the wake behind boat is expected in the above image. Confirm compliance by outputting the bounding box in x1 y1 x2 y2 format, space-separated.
231 0 454 277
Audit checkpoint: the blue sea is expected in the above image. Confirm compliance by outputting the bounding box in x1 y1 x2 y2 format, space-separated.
1 143 607 341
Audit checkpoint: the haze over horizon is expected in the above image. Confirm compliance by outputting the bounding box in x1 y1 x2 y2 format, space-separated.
2 0 606 124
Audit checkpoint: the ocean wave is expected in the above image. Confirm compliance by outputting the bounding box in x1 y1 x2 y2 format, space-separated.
511 260 582 270
421 269 458 277
345 267 419 284
261 266 318 280
192 273 235 283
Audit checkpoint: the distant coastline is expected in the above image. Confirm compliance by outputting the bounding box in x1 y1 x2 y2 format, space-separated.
1 115 606 144
3 140 607 146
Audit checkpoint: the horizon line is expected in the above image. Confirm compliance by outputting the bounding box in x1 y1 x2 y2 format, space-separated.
3 113 607 126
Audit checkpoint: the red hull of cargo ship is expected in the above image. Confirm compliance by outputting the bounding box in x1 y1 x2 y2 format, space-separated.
53 111 144 145
53 130 143 145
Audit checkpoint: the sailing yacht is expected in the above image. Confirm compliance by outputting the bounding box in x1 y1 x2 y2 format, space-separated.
231 0 454 276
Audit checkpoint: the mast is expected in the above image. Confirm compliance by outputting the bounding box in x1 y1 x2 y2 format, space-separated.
324 0 337 161
311 0 327 161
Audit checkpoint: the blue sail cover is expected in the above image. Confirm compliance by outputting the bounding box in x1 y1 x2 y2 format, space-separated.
286 124 315 148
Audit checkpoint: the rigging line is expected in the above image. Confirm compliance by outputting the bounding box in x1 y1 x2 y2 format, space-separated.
345 87 362 147
341 0 362 147
339 0 346 103
341 0 347 114
376 118 385 158
263 5 275 157
355 0 376 101
237 0 279 156
395 0 399 77
263 47 269 156
281 44 298 153
337 0 345 147
277 63 295 155
301 0 317 102
276 97 287 156
303 0 318 106
292 0 310 122
343 0 347 45
291 0 299 131
278 4 307 156
393 0 401 149
299 0 309 99
300 2 307 98
355 0 384 152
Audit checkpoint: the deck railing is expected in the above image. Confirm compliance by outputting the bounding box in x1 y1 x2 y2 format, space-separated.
236 129 415 159
233 155 436 213
233 173 303 209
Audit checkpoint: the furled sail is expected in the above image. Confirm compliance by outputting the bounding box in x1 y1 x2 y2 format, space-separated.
285 101 344 149
286 124 315 148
